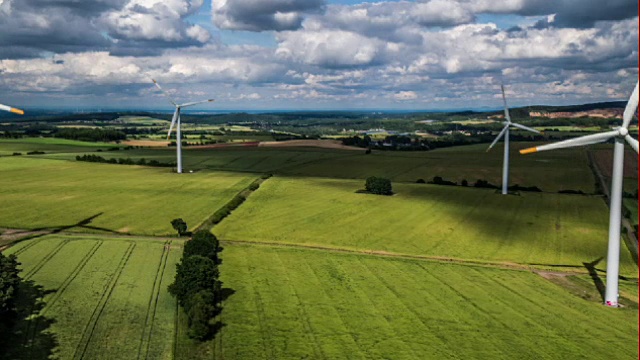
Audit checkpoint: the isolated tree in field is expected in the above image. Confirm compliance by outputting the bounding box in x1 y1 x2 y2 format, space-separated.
168 255 221 306
185 230 221 263
171 218 188 236
365 176 393 195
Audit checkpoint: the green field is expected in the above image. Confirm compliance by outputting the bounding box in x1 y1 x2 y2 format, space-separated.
0 157 256 235
215 177 637 276
0 138 119 155
3 235 182 360
206 244 638 360
40 142 597 193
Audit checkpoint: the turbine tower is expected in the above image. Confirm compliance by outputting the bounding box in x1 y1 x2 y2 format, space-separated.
0 103 24 115
520 81 639 307
487 85 542 194
152 80 214 173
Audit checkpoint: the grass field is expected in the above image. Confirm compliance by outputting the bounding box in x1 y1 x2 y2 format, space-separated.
3 235 182 360
0 138 119 155
203 243 638 360
41 142 597 193
215 177 637 276
0 157 256 235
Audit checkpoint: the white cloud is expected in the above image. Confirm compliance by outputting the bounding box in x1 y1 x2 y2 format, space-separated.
392 91 418 100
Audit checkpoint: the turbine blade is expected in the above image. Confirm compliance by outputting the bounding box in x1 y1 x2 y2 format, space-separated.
152 79 178 106
179 99 215 108
487 124 509 152
622 81 639 129
510 122 542 134
625 134 639 153
501 84 511 123
0 103 24 115
167 110 178 140
520 130 619 154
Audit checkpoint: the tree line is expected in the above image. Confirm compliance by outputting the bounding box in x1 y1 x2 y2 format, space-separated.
75 154 175 167
168 229 224 340
54 128 126 142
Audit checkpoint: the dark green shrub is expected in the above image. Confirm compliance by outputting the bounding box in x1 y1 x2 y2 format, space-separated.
365 176 392 195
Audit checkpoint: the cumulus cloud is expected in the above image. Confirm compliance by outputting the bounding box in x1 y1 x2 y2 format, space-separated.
392 91 418 100
213 0 325 31
0 0 210 58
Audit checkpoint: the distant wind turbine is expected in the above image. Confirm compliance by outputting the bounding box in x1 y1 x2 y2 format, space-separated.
487 84 541 195
520 81 639 307
0 103 24 115
152 80 214 174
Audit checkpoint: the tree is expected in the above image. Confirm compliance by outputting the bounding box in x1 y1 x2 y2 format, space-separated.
0 253 20 324
168 255 221 307
364 176 393 195
185 290 218 340
461 179 468 187
171 218 188 236
184 230 220 263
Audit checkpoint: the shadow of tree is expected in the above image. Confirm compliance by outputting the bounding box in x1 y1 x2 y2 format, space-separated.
0 280 57 360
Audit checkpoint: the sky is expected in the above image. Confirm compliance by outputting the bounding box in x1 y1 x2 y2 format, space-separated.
0 0 637 111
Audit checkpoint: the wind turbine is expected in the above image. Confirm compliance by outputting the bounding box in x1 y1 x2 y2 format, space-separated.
152 80 214 173
520 81 639 307
487 85 542 194
0 103 24 115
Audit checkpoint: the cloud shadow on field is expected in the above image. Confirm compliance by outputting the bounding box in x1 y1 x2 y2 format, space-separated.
0 280 58 360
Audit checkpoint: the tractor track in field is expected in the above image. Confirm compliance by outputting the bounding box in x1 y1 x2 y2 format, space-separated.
24 241 104 358
73 241 136 360
219 239 635 278
23 239 70 280
137 240 171 360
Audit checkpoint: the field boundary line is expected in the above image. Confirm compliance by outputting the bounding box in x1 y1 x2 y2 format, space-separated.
72 241 136 360
137 241 171 360
23 239 70 280
220 239 610 277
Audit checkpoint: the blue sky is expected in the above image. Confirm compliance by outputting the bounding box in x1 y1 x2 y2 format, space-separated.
0 0 637 111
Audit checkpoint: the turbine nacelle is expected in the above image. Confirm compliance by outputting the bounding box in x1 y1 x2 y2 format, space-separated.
151 79 215 173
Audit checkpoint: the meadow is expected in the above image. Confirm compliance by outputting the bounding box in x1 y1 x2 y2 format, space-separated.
0 138 119 155
202 243 638 360
40 141 597 193
0 156 256 235
214 177 637 276
3 234 182 360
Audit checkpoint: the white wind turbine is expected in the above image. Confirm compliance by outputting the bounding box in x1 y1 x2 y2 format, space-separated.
520 81 639 307
152 80 214 173
487 85 542 194
0 103 24 115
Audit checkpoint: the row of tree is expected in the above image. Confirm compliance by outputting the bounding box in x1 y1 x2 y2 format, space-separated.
0 253 21 340
168 229 224 340
75 154 175 167
54 128 126 142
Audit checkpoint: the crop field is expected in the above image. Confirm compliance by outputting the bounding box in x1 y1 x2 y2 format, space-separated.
0 157 256 235
204 244 638 360
43 141 597 193
215 177 637 276
0 138 119 155
3 235 182 360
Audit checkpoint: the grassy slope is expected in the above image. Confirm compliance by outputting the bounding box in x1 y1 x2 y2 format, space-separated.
204 244 638 360
3 235 183 360
215 177 637 276
0 157 255 235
